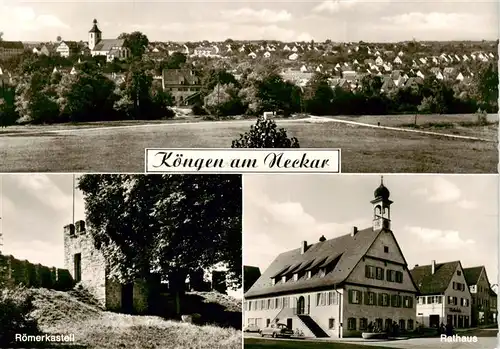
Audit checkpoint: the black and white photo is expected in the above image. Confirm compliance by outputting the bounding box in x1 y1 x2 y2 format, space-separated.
0 174 242 349
243 174 498 348
0 1 497 172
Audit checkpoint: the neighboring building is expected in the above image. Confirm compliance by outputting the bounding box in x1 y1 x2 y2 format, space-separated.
411 261 472 329
463 266 497 326
193 46 219 57
244 179 419 338
162 68 202 106
244 266 261 293
64 220 154 314
0 41 25 59
88 19 130 61
56 41 80 57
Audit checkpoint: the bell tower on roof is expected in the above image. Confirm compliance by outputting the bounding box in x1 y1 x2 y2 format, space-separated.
88 19 102 51
370 176 393 231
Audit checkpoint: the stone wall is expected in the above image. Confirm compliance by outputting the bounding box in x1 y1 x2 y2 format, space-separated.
0 253 73 290
63 221 107 307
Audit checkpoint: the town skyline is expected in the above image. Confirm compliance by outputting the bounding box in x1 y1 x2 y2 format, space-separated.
243 175 498 287
0 0 497 42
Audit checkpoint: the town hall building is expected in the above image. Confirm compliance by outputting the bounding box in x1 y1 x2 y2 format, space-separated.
88 19 130 62
244 179 419 338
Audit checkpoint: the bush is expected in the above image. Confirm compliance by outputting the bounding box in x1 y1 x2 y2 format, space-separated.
231 117 300 148
0 286 40 347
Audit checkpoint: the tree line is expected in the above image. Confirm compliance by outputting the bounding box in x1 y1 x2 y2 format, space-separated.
0 49 497 126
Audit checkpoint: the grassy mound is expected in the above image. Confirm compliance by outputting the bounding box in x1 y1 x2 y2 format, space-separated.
24 287 241 349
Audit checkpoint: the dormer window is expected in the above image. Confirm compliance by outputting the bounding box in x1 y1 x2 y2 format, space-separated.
293 273 298 281
319 268 326 277
307 270 312 279
271 278 276 286
282 276 286 283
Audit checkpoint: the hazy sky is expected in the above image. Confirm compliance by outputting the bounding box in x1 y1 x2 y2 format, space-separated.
1 174 85 268
243 175 499 287
0 0 497 42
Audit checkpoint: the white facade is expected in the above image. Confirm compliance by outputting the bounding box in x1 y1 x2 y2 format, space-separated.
415 263 471 328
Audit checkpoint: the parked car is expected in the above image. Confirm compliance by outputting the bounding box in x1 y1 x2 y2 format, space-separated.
244 323 261 333
260 323 294 338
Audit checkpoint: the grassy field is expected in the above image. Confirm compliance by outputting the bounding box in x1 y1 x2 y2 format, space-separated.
25 288 241 349
0 114 497 173
244 338 394 349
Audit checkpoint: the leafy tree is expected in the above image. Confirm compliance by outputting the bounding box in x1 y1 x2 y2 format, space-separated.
360 75 383 97
124 62 153 118
256 73 301 116
473 63 498 111
77 174 242 315
231 117 299 148
15 72 59 124
304 73 333 115
56 66 117 122
120 31 149 58
165 52 187 69
204 83 244 117
201 69 238 97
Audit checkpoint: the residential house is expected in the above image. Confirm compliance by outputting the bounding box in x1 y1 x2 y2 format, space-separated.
248 52 257 59
244 180 419 338
88 19 130 61
393 57 402 64
162 69 202 106
411 261 472 329
56 41 80 58
193 46 219 57
463 266 497 326
380 77 397 93
288 53 298 61
375 56 384 66
263 51 271 58
0 41 25 59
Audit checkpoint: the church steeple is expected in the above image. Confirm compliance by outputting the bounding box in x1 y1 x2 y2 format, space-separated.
370 176 393 231
88 19 102 51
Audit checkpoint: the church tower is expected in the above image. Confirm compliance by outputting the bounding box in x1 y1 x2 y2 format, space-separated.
88 19 102 50
370 176 392 231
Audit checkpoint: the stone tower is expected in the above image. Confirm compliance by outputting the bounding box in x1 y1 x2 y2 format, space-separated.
63 220 152 314
64 220 107 306
88 19 102 51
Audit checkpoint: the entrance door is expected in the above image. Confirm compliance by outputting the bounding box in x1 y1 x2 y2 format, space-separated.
458 315 464 328
286 318 293 330
121 283 134 314
447 315 452 325
297 296 305 315
429 315 440 328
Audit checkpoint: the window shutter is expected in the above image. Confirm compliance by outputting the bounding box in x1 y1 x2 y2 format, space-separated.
386 269 390 281
378 293 382 306
365 265 370 278
364 292 369 305
348 290 353 304
390 294 396 307
398 295 402 307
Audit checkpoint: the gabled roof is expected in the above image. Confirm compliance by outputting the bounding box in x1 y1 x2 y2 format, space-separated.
410 261 460 295
463 266 484 286
245 227 385 298
93 39 126 52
